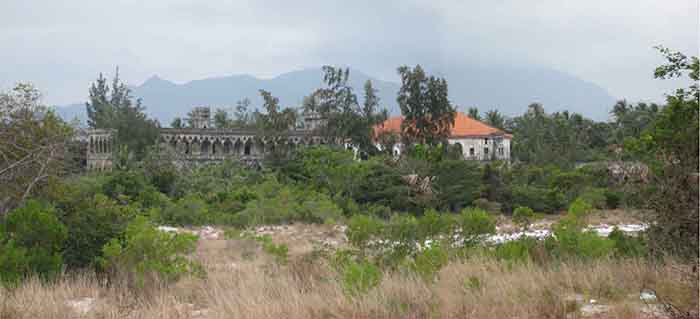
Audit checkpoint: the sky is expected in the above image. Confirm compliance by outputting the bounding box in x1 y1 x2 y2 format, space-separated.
0 0 697 106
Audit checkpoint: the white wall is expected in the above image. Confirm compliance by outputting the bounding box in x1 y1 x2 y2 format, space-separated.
448 136 511 161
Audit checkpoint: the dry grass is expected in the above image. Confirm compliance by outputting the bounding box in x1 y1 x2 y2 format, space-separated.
0 225 695 319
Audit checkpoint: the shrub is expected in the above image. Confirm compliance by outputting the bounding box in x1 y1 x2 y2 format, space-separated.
608 227 646 257
98 216 201 288
417 209 453 240
603 190 622 209
159 195 208 226
0 206 65 285
511 185 564 213
255 235 289 264
512 206 535 230
494 238 537 263
431 160 481 212
568 198 593 220
341 259 382 296
347 214 384 250
472 198 502 213
0 201 67 284
59 194 138 268
578 188 607 209
412 243 449 281
456 208 496 247
385 215 419 258
546 217 615 260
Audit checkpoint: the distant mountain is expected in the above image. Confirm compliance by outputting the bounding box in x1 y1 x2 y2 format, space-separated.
54 66 615 126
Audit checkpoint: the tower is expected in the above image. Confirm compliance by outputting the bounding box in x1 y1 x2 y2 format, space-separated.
191 107 211 129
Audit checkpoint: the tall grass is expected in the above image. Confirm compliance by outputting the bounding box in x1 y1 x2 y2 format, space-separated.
0 236 695 319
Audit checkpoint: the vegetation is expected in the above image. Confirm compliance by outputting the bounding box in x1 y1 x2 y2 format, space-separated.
0 48 696 318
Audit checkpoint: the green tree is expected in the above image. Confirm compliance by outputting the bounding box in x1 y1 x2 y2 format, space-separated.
631 47 699 258
85 69 159 160
484 109 506 130
396 65 456 146
0 83 74 214
467 107 481 120
170 117 185 129
213 108 231 128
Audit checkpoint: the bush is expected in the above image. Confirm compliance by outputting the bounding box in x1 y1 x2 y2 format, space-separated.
511 185 564 214
59 194 138 268
546 217 615 260
494 238 537 263
417 209 453 240
578 188 607 209
99 216 201 288
341 259 382 296
159 195 208 226
456 208 496 247
347 214 384 250
412 243 449 281
512 206 535 230
568 198 593 220
608 227 646 257
603 190 622 209
472 198 502 213
0 201 67 284
255 235 289 264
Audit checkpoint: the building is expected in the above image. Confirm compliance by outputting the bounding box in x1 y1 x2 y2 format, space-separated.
373 112 512 161
85 129 116 171
85 107 328 170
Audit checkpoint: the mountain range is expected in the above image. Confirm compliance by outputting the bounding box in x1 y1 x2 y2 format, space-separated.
55 65 616 126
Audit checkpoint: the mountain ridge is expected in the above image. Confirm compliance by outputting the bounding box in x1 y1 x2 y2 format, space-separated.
54 66 616 125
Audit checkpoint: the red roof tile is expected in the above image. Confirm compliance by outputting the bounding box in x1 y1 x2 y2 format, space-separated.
374 112 511 139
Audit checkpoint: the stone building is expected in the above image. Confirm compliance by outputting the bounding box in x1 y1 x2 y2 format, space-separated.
85 129 116 171
374 112 512 161
85 107 328 169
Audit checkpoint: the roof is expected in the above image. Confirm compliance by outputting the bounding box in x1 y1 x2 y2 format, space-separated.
374 112 512 139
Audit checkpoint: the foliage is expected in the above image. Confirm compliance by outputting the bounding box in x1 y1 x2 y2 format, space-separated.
512 206 535 230
629 47 699 259
411 243 449 281
347 214 384 250
99 216 201 287
456 208 496 247
340 258 382 296
0 201 66 284
85 70 159 160
59 193 139 269
608 227 646 257
255 235 289 264
0 83 74 214
396 65 456 146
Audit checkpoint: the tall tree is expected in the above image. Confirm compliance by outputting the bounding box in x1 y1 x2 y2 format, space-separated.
484 109 506 130
213 108 230 128
396 65 456 146
170 117 184 129
467 107 481 121
85 69 159 159
0 83 74 214
631 47 699 258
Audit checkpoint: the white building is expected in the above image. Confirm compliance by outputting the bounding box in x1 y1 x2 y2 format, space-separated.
374 112 512 161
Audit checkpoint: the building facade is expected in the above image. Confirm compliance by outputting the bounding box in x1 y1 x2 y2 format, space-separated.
374 112 512 161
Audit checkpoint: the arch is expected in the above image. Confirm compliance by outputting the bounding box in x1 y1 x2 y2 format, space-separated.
244 139 252 156
201 139 211 156
223 139 233 155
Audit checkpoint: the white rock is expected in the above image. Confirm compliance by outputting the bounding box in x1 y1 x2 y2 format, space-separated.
157 226 179 233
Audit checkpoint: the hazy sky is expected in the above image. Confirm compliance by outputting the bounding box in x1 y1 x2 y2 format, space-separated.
1 0 697 106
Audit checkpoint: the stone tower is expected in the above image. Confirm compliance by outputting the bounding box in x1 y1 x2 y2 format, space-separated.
191 107 211 129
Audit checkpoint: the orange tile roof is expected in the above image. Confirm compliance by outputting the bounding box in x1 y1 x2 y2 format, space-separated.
374 112 512 139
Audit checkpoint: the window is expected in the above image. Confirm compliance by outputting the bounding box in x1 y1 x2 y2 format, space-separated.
484 147 489 155
484 138 489 144
498 147 503 155
469 147 475 156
